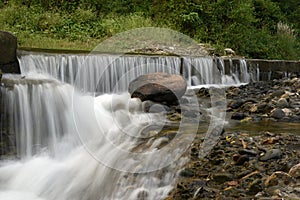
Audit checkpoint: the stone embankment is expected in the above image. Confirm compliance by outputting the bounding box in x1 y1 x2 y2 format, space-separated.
166 78 300 199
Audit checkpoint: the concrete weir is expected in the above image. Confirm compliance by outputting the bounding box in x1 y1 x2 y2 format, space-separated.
223 58 300 81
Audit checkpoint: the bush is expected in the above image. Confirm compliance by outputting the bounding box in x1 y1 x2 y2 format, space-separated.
101 13 155 37
0 0 299 59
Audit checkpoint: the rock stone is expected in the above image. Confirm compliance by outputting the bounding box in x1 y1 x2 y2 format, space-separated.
248 179 263 195
0 31 20 73
271 90 285 98
289 163 300 178
228 99 244 109
265 171 294 187
212 172 234 184
142 101 170 113
234 154 250 165
259 149 282 161
179 168 195 177
270 108 285 119
277 98 289 108
128 72 187 105
231 112 247 120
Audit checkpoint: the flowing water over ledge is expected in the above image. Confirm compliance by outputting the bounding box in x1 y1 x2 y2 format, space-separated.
0 52 295 200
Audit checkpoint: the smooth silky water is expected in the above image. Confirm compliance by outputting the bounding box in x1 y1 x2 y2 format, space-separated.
0 53 258 200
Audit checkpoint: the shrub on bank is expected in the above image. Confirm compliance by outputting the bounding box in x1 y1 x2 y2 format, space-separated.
0 0 299 59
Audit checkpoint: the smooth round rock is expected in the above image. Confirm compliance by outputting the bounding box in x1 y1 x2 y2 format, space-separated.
128 72 187 105
270 108 285 119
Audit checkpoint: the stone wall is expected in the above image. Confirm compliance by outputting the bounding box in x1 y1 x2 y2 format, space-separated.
0 31 19 158
223 59 300 81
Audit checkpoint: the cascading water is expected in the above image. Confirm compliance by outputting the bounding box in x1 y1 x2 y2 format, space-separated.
19 52 259 92
19 53 181 94
0 52 199 200
0 52 258 200
0 73 191 200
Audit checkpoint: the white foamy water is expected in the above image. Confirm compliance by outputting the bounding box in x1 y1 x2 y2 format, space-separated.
0 52 256 200
18 53 259 93
0 74 189 200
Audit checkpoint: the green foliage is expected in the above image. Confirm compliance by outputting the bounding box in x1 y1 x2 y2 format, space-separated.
101 13 154 37
0 0 299 59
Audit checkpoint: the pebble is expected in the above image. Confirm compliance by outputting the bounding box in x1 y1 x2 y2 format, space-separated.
277 98 289 108
179 168 194 177
270 108 285 119
259 149 282 161
231 112 247 120
248 178 263 195
289 163 300 178
265 171 295 187
238 149 258 156
271 90 285 98
212 172 234 183
234 154 250 165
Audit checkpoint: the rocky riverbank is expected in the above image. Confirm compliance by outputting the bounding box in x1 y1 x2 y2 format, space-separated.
227 77 300 122
165 78 300 199
167 131 300 199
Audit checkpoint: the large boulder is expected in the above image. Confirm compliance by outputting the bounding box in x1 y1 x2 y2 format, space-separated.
0 31 20 74
128 72 187 105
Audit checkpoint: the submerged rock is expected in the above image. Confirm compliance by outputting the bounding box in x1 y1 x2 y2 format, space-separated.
128 72 187 105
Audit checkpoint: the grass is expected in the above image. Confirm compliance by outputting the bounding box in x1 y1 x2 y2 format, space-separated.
0 4 156 51
16 32 101 51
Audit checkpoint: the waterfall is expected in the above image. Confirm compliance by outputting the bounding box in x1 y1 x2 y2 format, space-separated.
0 72 191 199
19 52 259 92
19 53 181 93
0 52 257 200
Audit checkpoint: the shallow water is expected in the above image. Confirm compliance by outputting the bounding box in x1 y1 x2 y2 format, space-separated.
226 120 300 135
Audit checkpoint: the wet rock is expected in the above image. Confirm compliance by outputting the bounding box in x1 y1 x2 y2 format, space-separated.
277 98 289 108
234 155 250 165
0 31 20 73
259 149 282 161
249 104 258 113
240 102 254 113
265 171 295 187
228 99 244 109
129 72 187 105
228 87 240 97
290 101 300 109
270 108 285 119
271 90 285 98
248 178 263 195
142 101 170 113
289 163 300 178
182 110 198 118
238 149 258 156
197 88 210 97
257 102 273 113
179 168 194 177
212 172 234 183
231 112 247 120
